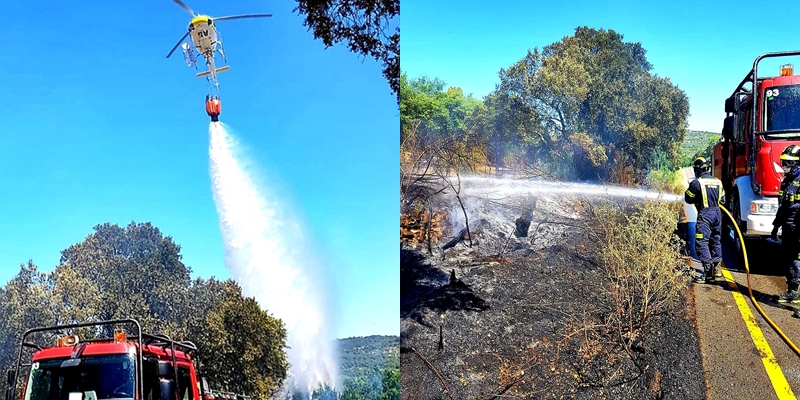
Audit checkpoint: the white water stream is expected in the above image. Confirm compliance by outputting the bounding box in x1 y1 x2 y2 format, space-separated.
208 122 339 396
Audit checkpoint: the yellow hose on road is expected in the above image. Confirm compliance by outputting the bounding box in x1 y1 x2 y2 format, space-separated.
719 204 800 357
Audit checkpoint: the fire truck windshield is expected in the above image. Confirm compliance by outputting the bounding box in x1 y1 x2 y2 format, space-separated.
765 84 800 132
23 354 136 400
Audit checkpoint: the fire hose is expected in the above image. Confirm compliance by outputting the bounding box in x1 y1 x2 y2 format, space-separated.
719 204 800 357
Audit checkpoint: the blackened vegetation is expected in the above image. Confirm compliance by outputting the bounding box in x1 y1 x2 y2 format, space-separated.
515 210 533 237
401 250 489 328
401 194 706 399
401 249 489 325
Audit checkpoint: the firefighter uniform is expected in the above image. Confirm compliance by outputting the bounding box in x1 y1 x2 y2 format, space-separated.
773 163 800 302
685 165 724 283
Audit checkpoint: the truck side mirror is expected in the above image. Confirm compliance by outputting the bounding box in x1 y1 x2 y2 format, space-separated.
159 379 176 400
157 362 174 378
722 115 737 140
725 95 740 114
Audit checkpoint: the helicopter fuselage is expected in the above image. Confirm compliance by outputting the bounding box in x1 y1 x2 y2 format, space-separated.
166 2 270 93
188 16 222 89
189 16 218 56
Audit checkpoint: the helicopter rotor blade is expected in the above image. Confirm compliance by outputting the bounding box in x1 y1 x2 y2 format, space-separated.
166 31 191 58
171 0 196 16
212 14 273 22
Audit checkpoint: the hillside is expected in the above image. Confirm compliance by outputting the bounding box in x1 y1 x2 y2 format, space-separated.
338 335 399 382
681 129 719 166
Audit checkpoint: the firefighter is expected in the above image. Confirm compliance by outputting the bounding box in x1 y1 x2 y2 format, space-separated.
685 156 725 284
772 144 800 303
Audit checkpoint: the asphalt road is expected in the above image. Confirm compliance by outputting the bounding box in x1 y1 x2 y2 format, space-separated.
684 167 800 399
694 237 800 400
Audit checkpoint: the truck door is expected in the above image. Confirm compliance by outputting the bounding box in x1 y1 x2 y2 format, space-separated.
176 367 194 400
736 99 751 176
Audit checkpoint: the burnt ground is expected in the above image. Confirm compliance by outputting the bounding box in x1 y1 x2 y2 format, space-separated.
400 178 706 400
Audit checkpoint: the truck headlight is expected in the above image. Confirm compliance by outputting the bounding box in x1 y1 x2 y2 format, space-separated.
750 202 779 215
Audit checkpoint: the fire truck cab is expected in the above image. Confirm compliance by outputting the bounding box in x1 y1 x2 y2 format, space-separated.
712 51 800 237
3 319 235 400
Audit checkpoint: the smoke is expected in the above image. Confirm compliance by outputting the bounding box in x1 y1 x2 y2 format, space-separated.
442 175 683 232
207 122 339 395
455 176 682 201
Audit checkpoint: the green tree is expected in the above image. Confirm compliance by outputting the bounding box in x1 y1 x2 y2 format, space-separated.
181 279 289 399
342 372 381 400
58 222 191 336
310 384 337 400
380 367 399 400
45 263 103 327
294 0 399 103
0 261 106 398
400 73 449 140
494 26 689 182
1 222 289 400
0 262 55 373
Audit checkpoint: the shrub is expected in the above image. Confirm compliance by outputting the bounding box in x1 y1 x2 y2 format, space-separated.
647 168 685 195
566 199 687 386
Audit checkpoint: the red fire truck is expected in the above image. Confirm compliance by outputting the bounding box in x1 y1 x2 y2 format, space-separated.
3 319 248 400
712 51 800 237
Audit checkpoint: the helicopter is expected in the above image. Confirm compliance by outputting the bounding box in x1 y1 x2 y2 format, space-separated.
166 0 272 91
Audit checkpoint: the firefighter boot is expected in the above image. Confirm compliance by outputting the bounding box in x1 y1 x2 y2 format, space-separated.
713 262 722 279
704 262 716 284
692 273 705 284
693 263 715 284
778 284 800 303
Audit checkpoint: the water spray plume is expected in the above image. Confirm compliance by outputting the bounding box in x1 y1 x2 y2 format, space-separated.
207 121 339 396
442 176 686 232
458 176 682 202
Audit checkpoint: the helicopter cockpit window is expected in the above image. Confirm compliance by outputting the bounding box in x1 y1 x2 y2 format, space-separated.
765 84 800 132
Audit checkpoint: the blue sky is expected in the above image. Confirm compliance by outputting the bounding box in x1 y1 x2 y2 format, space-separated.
402 0 800 133
0 0 398 339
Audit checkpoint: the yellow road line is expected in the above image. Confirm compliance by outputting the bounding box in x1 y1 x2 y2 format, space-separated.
720 267 796 399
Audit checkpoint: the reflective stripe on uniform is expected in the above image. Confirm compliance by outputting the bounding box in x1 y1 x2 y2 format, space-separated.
698 177 724 208
696 233 704 238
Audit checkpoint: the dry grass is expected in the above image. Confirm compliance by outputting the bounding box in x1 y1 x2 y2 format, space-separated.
556 199 687 390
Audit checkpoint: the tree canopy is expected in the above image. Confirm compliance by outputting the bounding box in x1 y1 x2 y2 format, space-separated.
400 26 690 185
1 221 401 400
0 222 288 400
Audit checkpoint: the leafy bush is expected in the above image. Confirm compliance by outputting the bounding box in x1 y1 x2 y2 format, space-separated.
647 168 685 195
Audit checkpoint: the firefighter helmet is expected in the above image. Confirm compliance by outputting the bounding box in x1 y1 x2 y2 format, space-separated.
780 145 800 161
693 157 711 172
780 145 800 173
